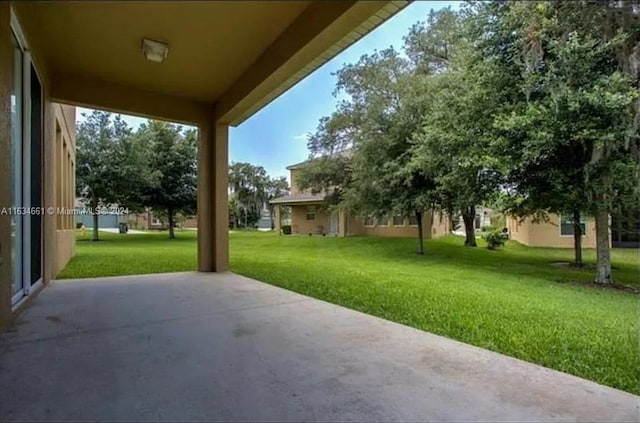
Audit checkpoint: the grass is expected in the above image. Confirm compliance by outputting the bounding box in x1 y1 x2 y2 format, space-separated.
60 230 640 394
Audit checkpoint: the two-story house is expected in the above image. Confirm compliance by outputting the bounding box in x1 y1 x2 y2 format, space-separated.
269 160 451 238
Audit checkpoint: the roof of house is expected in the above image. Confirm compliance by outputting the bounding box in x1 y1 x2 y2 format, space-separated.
286 160 310 170
269 192 326 205
286 149 353 170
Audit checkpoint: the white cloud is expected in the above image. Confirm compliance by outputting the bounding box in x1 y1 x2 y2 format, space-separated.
292 132 309 142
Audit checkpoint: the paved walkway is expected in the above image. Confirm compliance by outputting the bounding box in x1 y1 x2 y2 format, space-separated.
98 228 147 234
1 272 637 421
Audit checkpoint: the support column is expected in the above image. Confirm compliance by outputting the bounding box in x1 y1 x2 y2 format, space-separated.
274 204 281 235
197 121 229 272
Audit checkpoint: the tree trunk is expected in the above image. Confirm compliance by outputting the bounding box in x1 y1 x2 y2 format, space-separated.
594 209 612 285
448 210 456 234
572 209 583 268
615 207 623 243
462 206 477 247
168 209 175 239
92 212 100 241
415 210 424 255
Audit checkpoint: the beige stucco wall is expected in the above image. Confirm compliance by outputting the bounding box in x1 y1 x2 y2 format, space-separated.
52 103 76 277
345 213 367 236
290 168 314 196
361 215 429 238
507 214 601 249
430 210 451 238
357 210 451 239
290 204 329 235
287 208 452 239
290 169 301 195
507 216 530 245
53 230 75 276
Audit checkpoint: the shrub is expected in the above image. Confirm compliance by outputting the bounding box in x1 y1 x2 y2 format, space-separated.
481 225 493 232
281 225 291 235
484 230 505 250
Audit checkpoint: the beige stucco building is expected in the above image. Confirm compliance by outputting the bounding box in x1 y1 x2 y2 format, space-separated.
126 210 198 231
52 104 77 276
506 214 606 249
0 1 408 330
270 164 451 238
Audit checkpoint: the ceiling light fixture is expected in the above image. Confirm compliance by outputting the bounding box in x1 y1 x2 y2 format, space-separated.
142 38 168 63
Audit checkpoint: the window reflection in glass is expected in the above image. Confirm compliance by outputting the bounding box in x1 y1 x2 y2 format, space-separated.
11 32 23 298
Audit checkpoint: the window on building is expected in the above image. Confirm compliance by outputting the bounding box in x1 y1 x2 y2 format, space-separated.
560 214 586 236
306 206 316 221
151 216 161 226
378 215 390 226
392 215 405 226
363 216 376 227
408 213 419 226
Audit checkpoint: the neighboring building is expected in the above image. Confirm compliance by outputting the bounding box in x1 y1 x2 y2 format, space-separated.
126 210 197 230
455 206 495 234
0 1 407 331
506 214 606 249
74 198 121 229
52 105 77 277
269 161 451 238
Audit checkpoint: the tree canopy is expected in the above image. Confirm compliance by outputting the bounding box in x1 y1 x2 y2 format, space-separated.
298 1 639 283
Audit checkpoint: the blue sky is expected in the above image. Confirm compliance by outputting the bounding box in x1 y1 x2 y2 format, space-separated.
78 1 460 180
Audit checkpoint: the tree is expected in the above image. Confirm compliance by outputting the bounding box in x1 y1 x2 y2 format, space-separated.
299 8 467 254
303 47 438 254
485 1 638 282
410 7 503 248
296 112 354 207
266 176 290 228
227 162 288 229
228 162 270 229
109 122 154 216
412 72 502 247
76 110 140 241
138 121 198 239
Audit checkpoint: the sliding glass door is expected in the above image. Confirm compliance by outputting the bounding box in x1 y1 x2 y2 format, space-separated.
30 66 43 287
10 31 24 302
10 17 44 306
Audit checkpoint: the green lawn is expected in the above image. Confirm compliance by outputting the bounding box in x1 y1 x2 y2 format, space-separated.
60 230 640 394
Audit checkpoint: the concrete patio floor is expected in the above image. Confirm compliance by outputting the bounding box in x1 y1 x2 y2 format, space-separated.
0 272 637 422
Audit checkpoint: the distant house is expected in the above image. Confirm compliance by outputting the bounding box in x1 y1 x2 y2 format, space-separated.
126 209 197 230
455 206 495 234
74 198 121 229
506 213 605 248
269 160 450 238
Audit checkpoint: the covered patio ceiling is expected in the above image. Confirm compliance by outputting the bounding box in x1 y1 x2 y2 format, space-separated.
15 1 408 125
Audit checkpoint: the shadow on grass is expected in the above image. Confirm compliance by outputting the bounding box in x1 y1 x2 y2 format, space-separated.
272 234 640 291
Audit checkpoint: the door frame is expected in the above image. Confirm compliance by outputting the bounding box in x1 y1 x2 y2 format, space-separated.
10 7 44 307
